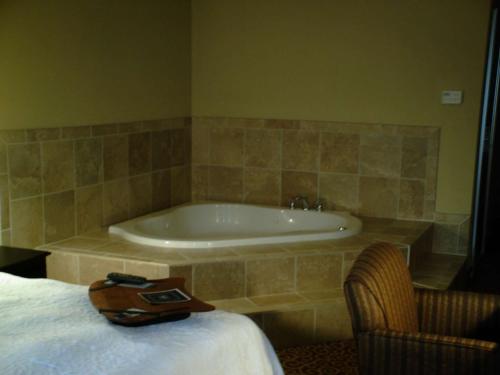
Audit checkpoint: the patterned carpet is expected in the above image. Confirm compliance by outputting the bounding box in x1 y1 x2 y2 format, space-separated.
276 340 359 375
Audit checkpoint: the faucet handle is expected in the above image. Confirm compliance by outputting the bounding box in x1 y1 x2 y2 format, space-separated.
289 196 299 209
289 195 308 210
313 198 326 212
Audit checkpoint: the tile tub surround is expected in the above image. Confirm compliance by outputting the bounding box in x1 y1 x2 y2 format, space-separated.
432 212 471 255
0 119 191 250
191 117 440 222
40 218 434 348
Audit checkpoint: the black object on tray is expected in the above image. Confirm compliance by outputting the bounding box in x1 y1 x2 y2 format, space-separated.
88 275 215 326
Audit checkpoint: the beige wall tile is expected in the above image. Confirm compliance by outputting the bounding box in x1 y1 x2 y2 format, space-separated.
51 237 109 250
458 217 470 255
0 142 7 174
185 127 192 166
359 134 401 177
319 174 359 211
399 179 425 219
299 289 344 301
0 130 26 143
148 119 178 131
428 132 440 155
129 175 152 217
425 157 438 200
103 179 129 225
210 127 244 166
281 171 317 206
315 301 353 341
297 254 343 291
320 133 359 173
44 190 75 243
118 121 143 133
358 176 399 218
8 143 42 199
208 166 243 202
182 248 236 261
263 310 315 349
46 251 79 284
92 124 117 136
42 140 74 193
243 168 281 206
169 265 193 293
11 197 43 249
103 135 128 181
26 128 60 142
228 118 265 128
1 230 11 246
246 257 295 296
171 166 191 205
152 130 172 170
244 129 282 168
76 185 103 234
152 170 171 210
156 117 186 130
193 261 245 300
191 165 209 201
211 298 257 313
171 128 187 166
79 255 124 285
432 223 459 254
0 175 9 229
95 241 178 260
423 199 436 220
250 293 306 306
124 260 169 279
192 124 210 164
282 130 319 171
402 136 428 178
75 138 102 187
342 251 362 281
62 126 91 139
425 174 437 205
233 244 286 257
265 119 300 129
128 132 151 176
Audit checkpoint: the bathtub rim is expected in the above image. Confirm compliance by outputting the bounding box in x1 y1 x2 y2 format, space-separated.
109 201 363 249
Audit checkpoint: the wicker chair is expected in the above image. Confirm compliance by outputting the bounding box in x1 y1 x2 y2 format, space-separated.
344 242 500 375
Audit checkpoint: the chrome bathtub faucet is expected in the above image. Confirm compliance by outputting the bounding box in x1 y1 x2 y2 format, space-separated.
289 196 309 211
312 198 326 212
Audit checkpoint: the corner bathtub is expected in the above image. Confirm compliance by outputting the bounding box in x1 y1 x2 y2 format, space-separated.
109 203 363 249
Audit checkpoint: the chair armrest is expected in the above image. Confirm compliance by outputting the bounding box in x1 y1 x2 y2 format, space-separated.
357 329 498 375
415 288 500 341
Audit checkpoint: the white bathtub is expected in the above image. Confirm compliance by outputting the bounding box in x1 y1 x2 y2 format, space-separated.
109 203 362 249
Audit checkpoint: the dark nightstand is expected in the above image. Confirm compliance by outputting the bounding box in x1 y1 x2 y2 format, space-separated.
0 247 50 278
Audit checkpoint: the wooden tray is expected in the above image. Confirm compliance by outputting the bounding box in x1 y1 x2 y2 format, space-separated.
89 277 215 326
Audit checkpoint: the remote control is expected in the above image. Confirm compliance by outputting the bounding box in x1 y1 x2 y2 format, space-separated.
107 273 148 285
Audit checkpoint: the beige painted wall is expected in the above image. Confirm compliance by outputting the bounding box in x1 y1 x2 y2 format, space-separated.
0 0 191 129
192 0 491 214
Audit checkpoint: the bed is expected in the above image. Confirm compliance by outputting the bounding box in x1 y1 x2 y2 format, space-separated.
0 272 284 375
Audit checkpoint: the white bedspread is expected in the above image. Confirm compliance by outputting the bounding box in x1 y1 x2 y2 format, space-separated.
0 272 283 375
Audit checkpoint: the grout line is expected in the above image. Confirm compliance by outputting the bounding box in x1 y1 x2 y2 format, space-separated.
312 307 318 343
293 256 298 293
4 140 12 245
72 140 78 236
39 142 47 246
244 259 248 297
100 134 106 226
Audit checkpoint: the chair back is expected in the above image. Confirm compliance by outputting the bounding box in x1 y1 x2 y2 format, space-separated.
344 242 419 335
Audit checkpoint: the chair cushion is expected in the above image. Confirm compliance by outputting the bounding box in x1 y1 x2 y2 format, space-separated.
344 242 419 333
